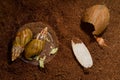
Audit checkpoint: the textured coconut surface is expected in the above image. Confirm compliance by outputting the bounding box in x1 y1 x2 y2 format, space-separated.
0 0 120 80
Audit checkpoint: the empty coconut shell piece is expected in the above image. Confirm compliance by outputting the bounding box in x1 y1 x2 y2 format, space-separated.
82 5 110 47
82 5 110 35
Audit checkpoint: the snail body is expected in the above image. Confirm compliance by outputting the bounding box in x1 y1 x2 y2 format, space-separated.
12 28 33 61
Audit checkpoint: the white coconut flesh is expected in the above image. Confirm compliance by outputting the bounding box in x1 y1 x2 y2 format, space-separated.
71 40 93 68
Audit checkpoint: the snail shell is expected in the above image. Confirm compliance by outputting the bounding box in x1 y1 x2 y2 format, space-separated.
12 28 33 61
11 22 59 66
24 39 45 59
82 5 110 36
24 27 48 59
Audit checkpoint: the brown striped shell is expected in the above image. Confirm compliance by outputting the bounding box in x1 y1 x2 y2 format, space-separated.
24 27 48 60
12 28 33 61
24 39 45 59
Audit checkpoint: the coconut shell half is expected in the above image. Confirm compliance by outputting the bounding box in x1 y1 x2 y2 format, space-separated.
82 5 110 36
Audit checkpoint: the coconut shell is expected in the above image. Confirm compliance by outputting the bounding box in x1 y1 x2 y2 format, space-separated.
82 5 110 35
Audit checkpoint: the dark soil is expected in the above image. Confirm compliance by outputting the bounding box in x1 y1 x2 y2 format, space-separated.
0 0 120 80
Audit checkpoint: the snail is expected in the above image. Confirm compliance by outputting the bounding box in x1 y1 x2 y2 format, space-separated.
11 22 59 68
82 5 110 47
24 27 48 59
12 28 33 61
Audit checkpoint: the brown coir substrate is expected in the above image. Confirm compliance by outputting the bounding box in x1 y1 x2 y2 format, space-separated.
0 0 120 80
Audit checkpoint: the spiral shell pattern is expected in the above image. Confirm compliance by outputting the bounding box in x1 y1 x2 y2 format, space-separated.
24 39 45 59
12 28 33 61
